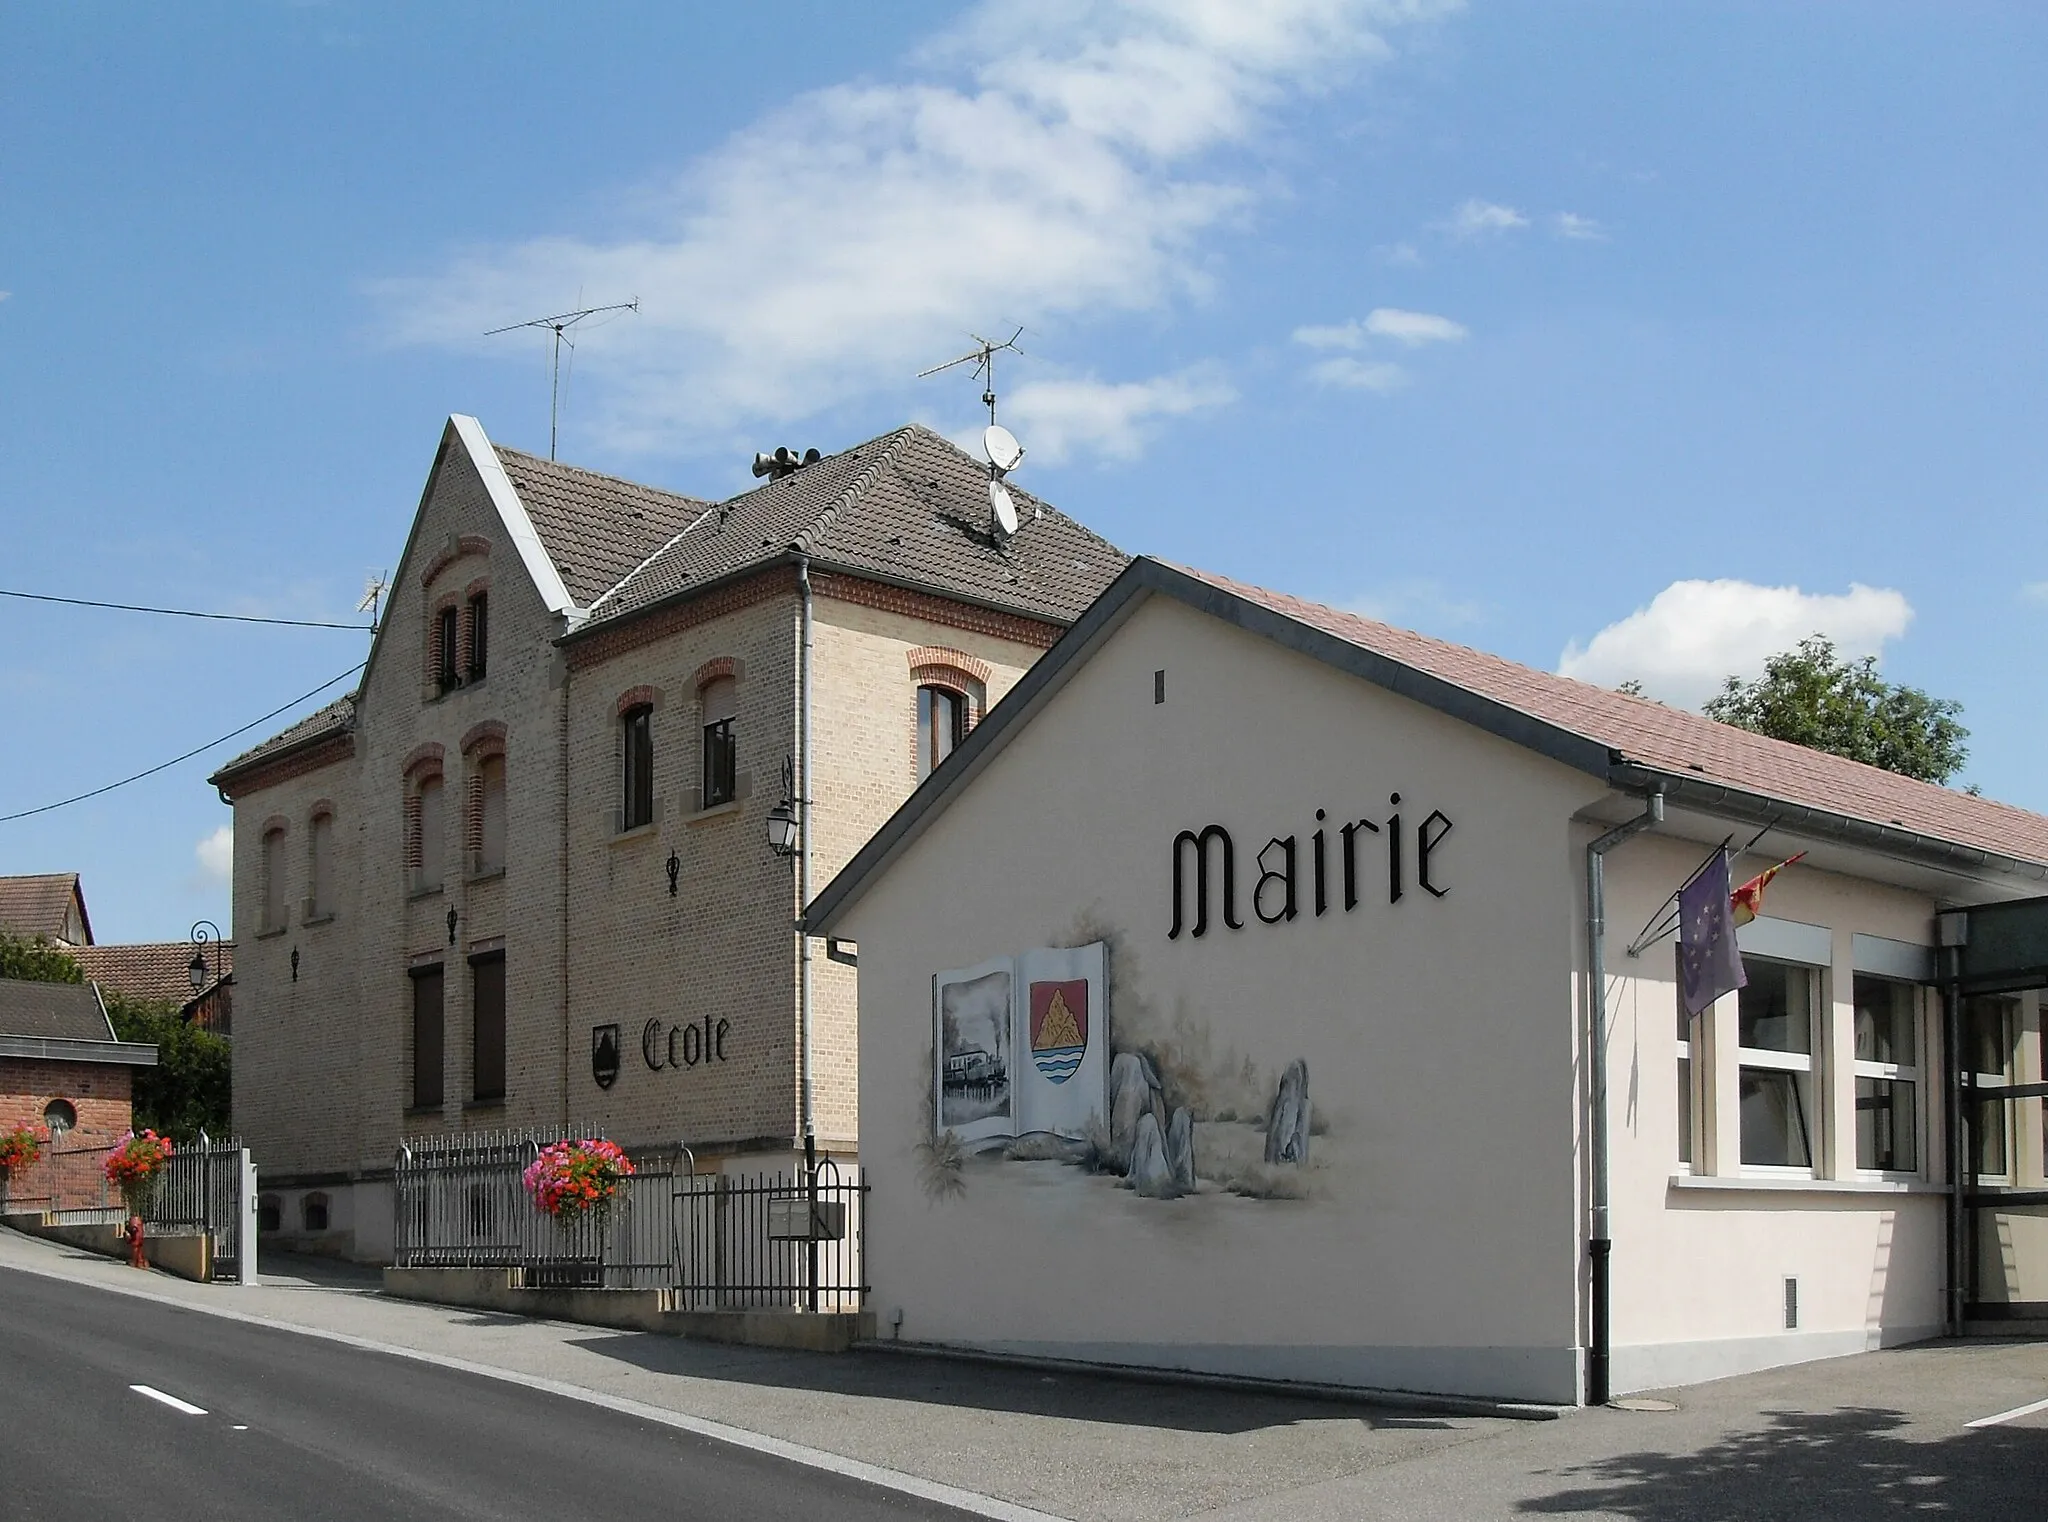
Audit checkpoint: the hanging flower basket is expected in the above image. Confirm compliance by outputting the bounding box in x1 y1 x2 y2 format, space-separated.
522 1138 634 1223
104 1129 175 1215
0 1123 48 1175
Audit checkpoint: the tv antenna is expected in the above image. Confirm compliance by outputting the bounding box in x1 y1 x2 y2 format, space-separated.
920 329 1032 540
918 327 1024 426
485 299 640 459
356 571 388 632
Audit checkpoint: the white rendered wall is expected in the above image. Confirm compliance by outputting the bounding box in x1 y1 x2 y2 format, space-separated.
842 595 1605 1403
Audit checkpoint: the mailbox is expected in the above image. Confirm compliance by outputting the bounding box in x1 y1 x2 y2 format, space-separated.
767 1196 847 1241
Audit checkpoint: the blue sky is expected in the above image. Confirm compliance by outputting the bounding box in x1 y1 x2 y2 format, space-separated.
4 1 2044 941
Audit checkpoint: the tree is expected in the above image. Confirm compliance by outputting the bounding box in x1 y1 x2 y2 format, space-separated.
0 932 229 1140
0 932 84 984
1703 636 1969 785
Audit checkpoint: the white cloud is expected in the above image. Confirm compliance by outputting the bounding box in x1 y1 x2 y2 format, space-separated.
1292 307 1465 351
196 825 233 884
1002 368 1235 463
1373 241 1422 266
1558 579 1914 711
1552 211 1605 241
1307 356 1408 392
1345 578 1483 629
1445 198 1527 238
374 0 1451 459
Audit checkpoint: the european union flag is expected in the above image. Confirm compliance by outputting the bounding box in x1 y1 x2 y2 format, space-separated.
1677 850 1746 1017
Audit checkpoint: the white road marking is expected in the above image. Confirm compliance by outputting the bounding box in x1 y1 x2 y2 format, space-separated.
15 1260 1066 1522
232 1425 249 1431
1967 1395 2048 1429
130 1384 208 1415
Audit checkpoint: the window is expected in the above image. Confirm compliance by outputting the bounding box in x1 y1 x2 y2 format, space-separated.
1966 995 2017 1178
471 951 506 1104
466 592 489 682
436 606 461 693
410 965 445 1110
415 775 446 892
1676 998 1696 1167
257 1195 281 1233
43 1099 76 1135
262 827 288 931
302 1193 330 1232
309 811 335 919
701 677 737 809
1852 975 1920 1174
477 755 506 873
917 685 968 780
621 705 654 830
1736 957 1817 1170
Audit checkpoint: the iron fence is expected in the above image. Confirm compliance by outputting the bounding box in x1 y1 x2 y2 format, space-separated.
392 1128 866 1308
1 1132 251 1279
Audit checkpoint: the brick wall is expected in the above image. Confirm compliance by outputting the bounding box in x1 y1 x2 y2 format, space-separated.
0 1058 133 1145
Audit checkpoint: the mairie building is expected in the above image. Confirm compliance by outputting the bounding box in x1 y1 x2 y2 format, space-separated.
809 557 2048 1404
209 415 1125 1259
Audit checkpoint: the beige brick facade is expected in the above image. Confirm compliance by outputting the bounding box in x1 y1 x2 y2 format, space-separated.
215 418 1100 1255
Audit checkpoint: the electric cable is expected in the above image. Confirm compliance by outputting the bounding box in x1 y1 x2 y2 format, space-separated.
0 587 370 630
0 663 366 824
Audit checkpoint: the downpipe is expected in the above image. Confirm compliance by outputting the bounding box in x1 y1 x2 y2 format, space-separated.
797 556 819 1313
1585 790 1663 1406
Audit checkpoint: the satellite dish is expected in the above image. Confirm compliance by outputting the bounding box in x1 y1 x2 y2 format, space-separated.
989 479 1019 538
983 424 1025 475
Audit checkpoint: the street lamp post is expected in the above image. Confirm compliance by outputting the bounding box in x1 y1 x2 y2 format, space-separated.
188 920 224 998
765 757 818 1312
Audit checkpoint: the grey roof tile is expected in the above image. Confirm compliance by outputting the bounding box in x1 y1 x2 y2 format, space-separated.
493 448 714 609
0 977 112 1041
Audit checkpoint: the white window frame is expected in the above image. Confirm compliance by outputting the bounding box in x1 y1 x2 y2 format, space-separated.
1676 1002 1699 1173
1736 956 1821 1177
1967 994 2018 1185
1850 974 1925 1180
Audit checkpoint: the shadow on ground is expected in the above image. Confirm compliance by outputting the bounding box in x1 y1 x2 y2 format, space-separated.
1521 1407 2048 1519
563 1330 1468 1436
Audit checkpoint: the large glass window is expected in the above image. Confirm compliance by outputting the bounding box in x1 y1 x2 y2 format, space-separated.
620 706 654 831
1852 975 1920 1174
1737 957 1817 1170
917 685 968 781
1966 995 2017 1178
700 677 737 809
410 965 444 1110
471 952 505 1104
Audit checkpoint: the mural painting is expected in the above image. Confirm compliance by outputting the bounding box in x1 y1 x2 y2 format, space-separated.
927 935 1321 1204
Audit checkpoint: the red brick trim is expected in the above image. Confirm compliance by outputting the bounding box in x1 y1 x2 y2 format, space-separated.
460 720 508 756
217 733 354 799
811 571 1062 649
913 665 982 702
565 567 793 671
615 685 661 717
907 645 992 684
308 798 335 820
691 657 738 692
420 534 492 589
259 814 290 838
401 743 446 780
463 576 491 601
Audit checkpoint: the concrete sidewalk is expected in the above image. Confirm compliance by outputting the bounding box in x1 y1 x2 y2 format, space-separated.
8 1226 2047 1520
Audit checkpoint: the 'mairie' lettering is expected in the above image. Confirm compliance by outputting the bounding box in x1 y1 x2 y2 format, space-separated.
1168 799 1454 940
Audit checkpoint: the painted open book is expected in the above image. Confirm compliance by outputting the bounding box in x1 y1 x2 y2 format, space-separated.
934 942 1109 1147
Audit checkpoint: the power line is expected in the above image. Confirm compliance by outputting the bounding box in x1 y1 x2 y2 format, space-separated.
0 663 365 825
0 588 371 630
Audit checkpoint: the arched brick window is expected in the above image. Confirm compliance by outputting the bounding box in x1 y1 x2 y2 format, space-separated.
261 822 289 932
465 582 490 682
404 748 447 893
907 648 987 781
307 806 336 920
699 676 737 809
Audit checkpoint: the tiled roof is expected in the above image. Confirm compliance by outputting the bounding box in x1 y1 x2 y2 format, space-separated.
0 874 88 944
0 977 112 1042
1174 564 2048 869
584 426 1130 628
72 942 234 1007
494 447 714 609
212 695 355 781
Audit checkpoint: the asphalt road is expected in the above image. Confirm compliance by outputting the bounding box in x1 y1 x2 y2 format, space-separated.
0 1267 979 1522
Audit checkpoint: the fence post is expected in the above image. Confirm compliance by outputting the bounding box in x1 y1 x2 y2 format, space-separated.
238 1148 258 1286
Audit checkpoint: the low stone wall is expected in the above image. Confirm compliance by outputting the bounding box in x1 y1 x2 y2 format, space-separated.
2 1214 213 1282
381 1267 871 1351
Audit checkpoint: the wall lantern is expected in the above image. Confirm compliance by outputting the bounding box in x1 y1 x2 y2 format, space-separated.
188 919 223 993
766 756 801 859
